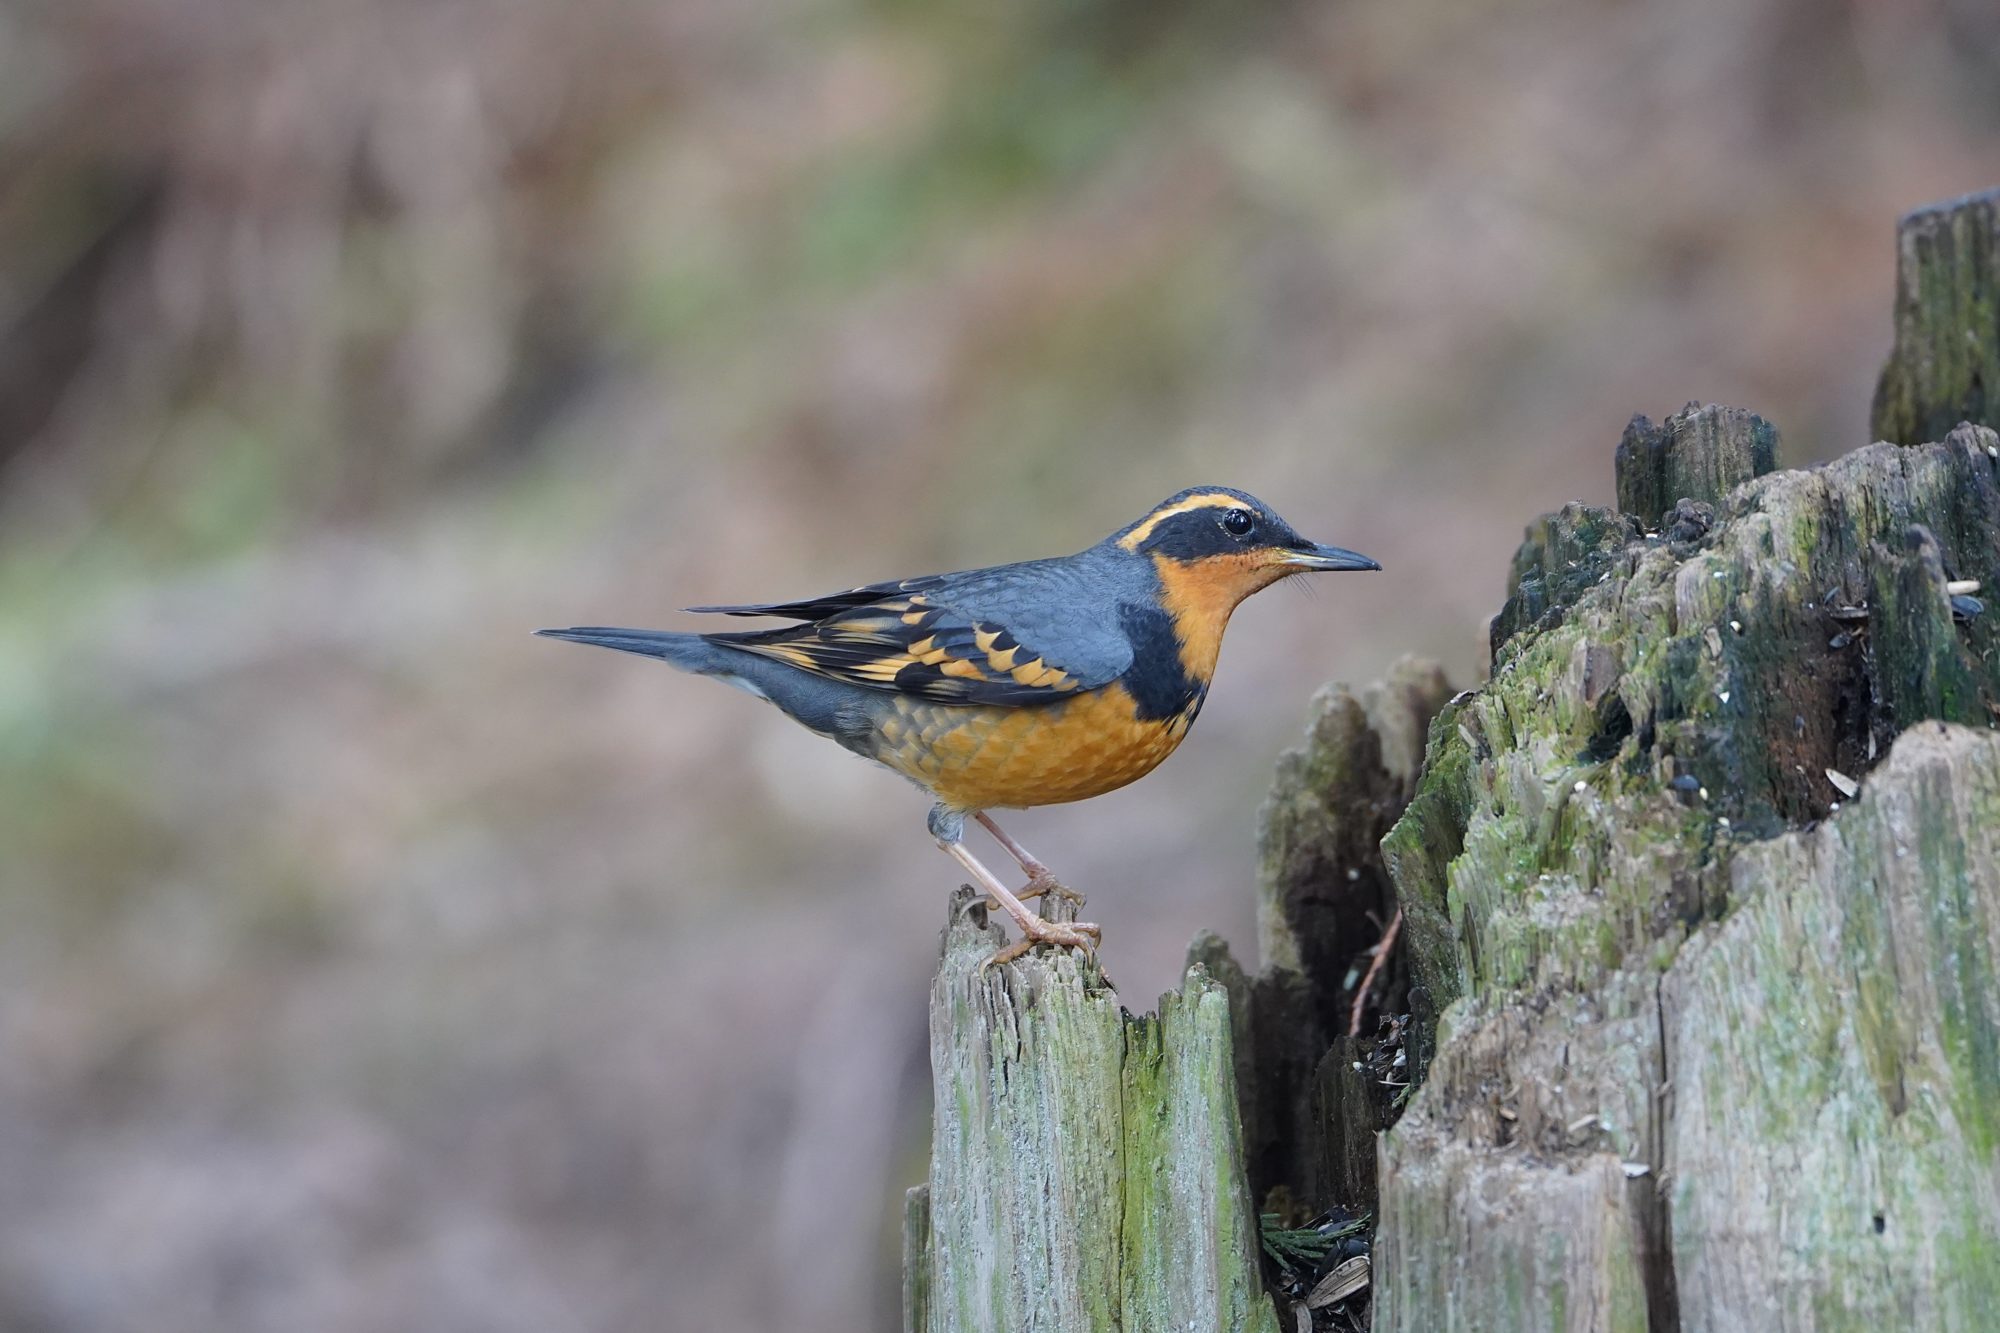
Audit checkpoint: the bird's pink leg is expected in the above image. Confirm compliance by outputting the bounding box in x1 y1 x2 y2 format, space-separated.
940 838 1100 967
974 812 1085 905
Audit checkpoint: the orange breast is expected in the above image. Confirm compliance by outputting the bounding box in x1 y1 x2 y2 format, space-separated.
867 683 1197 811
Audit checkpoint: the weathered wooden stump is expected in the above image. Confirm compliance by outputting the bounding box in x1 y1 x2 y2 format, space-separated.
1874 186 2000 447
1374 189 2000 1332
1613 403 1779 531
905 187 2000 1333
904 889 1277 1333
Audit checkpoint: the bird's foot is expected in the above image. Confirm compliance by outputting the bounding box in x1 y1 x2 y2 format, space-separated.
983 913 1102 969
940 833 1101 969
971 813 1084 904
1014 873 1086 906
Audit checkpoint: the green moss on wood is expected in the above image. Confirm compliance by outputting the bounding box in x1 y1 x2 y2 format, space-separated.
1119 973 1279 1333
1375 414 2000 1332
915 892 1277 1333
902 1186 932 1333
1384 433 2000 1036
1665 728 2000 1330
1614 403 1780 528
1873 189 2000 446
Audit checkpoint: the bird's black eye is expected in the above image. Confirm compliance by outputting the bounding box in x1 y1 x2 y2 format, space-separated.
1221 507 1255 537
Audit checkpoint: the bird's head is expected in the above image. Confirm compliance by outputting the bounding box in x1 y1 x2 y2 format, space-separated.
1114 487 1379 610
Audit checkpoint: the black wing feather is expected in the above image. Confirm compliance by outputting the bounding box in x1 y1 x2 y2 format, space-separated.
685 575 945 621
705 594 1097 707
688 553 1137 707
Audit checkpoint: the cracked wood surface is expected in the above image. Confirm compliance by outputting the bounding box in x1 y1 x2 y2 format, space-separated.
906 888 1277 1333
1374 410 2000 1325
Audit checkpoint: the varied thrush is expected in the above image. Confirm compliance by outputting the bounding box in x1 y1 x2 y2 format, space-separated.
540 487 1378 964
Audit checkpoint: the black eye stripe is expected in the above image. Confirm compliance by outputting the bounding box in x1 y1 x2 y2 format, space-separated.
1139 504 1269 558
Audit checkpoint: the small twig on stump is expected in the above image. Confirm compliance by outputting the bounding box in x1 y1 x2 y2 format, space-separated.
1348 907 1402 1038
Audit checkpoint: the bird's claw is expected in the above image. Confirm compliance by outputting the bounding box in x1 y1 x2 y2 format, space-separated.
979 878 1082 913
1014 874 1086 906
981 916 1102 969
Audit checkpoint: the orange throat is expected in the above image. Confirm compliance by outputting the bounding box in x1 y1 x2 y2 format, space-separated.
1149 551 1290 684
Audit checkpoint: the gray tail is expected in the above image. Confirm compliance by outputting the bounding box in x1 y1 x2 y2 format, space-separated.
539 624 869 741
534 626 720 672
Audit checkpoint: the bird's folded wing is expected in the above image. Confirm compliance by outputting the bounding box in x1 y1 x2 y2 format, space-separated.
702 586 1130 707
684 575 945 622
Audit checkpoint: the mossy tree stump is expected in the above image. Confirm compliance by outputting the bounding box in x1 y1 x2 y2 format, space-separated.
1874 187 2000 447
904 187 2000 1333
1372 187 2000 1332
904 889 1278 1333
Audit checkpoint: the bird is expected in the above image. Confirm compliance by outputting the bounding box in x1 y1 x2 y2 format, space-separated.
538 487 1379 965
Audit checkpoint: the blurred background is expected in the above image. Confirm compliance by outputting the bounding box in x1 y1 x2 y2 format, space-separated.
2 0 1996 1328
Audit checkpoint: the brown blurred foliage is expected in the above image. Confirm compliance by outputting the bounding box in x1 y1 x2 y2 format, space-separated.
1 0 1996 1328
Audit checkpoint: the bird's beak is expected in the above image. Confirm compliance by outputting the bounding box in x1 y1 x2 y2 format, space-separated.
1279 540 1382 572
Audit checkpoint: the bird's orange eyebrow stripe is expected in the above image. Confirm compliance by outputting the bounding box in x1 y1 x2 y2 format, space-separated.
1117 492 1245 550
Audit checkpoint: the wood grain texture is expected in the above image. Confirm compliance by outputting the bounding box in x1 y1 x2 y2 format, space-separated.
1374 413 2000 1331
909 889 1277 1333
1614 403 1780 529
1873 188 2000 447
1244 660 1452 1211
1665 725 2000 1330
